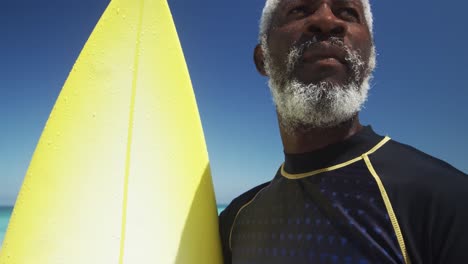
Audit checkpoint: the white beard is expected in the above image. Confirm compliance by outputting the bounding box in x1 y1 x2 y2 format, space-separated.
263 38 375 134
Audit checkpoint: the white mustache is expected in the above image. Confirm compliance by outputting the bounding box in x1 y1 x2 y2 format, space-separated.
286 37 364 83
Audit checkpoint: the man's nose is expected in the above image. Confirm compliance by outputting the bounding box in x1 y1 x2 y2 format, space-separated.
305 4 346 38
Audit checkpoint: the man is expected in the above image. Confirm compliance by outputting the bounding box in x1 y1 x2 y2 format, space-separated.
219 0 468 263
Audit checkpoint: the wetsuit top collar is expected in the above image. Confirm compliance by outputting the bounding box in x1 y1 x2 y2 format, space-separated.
283 126 384 175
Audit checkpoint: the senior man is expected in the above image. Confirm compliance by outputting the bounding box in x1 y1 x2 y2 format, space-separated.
219 0 468 263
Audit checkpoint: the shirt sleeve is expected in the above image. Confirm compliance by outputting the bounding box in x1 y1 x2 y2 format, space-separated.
219 207 233 264
218 181 272 264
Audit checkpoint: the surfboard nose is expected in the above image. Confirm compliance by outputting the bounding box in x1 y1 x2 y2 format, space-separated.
0 0 222 263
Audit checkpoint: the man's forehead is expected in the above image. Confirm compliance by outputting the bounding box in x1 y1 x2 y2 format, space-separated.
278 0 363 7
259 0 373 39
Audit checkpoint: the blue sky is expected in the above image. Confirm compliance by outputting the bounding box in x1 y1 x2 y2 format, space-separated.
1 0 467 206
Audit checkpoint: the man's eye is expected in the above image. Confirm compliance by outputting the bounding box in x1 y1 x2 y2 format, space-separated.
337 8 360 22
288 6 307 17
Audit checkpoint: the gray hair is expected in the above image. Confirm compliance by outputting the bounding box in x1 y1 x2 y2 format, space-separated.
259 0 373 41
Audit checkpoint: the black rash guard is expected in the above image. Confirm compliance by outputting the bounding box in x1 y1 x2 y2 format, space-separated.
219 126 468 264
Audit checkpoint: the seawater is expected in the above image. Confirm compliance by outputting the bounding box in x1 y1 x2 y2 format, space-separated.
217 205 227 215
0 207 13 249
0 206 227 249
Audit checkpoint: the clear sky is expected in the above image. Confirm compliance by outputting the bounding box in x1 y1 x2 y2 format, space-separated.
1 0 467 206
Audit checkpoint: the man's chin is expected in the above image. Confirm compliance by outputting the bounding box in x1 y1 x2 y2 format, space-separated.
271 77 370 135
278 112 357 135
293 69 350 87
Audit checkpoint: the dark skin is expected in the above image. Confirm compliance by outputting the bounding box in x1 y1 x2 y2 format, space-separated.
253 0 373 154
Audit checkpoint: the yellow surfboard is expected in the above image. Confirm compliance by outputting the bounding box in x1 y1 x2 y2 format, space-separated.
0 0 222 263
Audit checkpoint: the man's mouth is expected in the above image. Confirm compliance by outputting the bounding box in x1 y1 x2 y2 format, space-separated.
301 43 347 65
283 40 354 85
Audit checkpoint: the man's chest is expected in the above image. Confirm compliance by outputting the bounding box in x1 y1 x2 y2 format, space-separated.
230 165 404 264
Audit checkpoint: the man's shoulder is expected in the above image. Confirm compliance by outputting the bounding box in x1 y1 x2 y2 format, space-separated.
374 138 468 263
219 181 271 221
218 181 271 261
374 137 465 176
371 137 467 196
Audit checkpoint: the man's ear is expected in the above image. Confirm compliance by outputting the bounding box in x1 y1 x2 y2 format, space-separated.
254 44 268 76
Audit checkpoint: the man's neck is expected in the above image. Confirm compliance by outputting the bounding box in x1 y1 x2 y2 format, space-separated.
279 114 363 154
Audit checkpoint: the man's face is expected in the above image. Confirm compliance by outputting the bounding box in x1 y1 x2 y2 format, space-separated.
266 0 372 86
257 0 375 132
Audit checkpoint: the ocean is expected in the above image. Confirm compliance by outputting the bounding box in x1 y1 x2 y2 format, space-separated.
0 206 227 249
0 207 12 249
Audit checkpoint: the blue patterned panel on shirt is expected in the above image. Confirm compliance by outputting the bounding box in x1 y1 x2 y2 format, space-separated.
230 160 403 264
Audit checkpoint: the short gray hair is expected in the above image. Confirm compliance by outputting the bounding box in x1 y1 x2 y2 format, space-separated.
259 0 373 41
